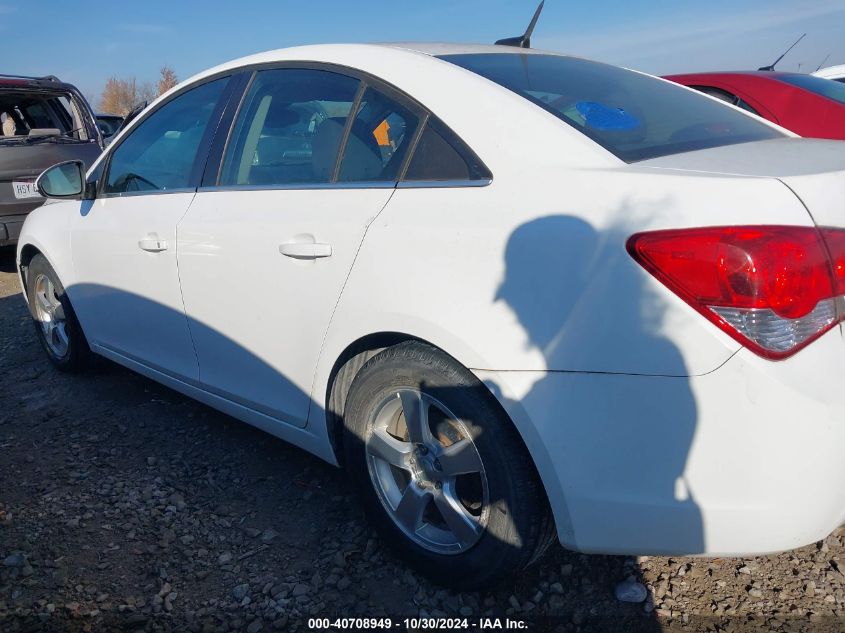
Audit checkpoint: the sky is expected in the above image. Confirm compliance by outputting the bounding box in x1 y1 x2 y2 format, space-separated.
1 0 843 106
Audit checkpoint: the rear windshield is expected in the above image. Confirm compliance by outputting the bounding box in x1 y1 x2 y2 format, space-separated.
439 53 783 162
0 89 89 143
776 74 845 105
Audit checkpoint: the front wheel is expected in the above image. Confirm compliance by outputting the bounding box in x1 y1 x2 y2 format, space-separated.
343 341 554 589
25 253 91 372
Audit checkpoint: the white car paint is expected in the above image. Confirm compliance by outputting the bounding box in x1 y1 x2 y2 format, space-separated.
178 187 395 427
813 64 845 82
71 193 200 379
16 42 845 558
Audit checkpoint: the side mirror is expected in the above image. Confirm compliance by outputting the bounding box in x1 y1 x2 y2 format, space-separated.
36 160 85 199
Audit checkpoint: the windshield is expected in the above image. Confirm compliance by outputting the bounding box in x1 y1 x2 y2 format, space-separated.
776 74 845 105
439 53 783 162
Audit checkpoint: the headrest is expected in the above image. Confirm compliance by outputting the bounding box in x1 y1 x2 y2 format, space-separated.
311 118 345 181
263 106 299 129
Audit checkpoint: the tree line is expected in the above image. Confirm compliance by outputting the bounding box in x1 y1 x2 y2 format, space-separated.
99 66 178 116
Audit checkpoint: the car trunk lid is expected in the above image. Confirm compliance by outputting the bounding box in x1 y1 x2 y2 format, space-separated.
637 137 845 226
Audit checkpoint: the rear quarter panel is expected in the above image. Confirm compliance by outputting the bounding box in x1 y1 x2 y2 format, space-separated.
318 166 812 380
310 158 816 550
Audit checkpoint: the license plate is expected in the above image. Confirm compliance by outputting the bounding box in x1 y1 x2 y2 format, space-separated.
12 181 41 199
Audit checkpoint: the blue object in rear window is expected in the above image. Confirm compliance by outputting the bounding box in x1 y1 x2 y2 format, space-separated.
576 102 641 131
439 53 783 162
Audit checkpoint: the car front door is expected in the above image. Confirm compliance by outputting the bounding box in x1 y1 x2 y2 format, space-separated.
70 76 232 380
177 67 421 426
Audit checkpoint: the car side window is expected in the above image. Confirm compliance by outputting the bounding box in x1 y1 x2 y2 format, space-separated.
694 86 760 116
104 77 228 194
734 98 759 116
219 69 360 186
403 119 491 182
337 87 420 182
405 122 470 181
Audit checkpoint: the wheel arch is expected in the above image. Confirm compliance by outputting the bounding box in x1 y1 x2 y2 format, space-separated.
322 331 562 541
324 331 422 464
17 242 42 287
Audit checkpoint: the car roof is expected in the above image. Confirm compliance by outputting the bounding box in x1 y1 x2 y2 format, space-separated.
0 74 73 88
381 42 567 56
665 71 806 80
813 64 845 79
191 42 569 83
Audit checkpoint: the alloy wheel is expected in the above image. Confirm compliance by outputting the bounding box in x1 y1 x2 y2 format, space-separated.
365 388 489 554
32 273 69 358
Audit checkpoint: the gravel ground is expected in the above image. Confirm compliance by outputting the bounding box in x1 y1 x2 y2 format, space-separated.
1 245 845 633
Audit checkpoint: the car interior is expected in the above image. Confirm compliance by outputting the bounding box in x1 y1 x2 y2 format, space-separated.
0 91 88 140
226 78 416 186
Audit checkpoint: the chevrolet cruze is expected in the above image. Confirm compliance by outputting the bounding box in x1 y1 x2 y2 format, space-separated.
17 43 845 588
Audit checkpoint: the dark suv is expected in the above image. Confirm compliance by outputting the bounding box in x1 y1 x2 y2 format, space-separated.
0 74 103 246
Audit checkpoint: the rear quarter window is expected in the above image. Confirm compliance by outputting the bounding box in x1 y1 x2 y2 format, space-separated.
440 53 783 162
775 74 845 105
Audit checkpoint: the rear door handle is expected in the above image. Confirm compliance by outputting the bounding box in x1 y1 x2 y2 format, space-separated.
138 238 168 252
279 242 333 259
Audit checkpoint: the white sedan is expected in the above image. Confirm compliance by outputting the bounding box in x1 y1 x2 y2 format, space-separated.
814 64 845 83
17 43 845 588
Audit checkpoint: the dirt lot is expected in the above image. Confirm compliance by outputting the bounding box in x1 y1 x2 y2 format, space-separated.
1 245 845 633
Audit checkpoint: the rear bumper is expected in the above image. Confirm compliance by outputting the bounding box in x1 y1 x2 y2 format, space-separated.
476 328 845 556
0 213 29 246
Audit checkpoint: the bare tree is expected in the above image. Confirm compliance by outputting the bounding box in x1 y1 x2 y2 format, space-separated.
99 77 134 115
157 66 178 96
138 81 157 104
98 77 158 116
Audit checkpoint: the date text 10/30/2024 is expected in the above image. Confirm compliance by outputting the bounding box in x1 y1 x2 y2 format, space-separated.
308 617 530 630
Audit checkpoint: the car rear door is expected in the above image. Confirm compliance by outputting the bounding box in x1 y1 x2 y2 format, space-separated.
70 75 234 380
177 65 421 427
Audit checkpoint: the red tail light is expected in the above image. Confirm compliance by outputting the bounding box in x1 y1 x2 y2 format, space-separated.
626 226 845 359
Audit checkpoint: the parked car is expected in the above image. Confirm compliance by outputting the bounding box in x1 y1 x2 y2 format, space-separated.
813 64 845 83
17 43 845 588
0 74 102 246
664 71 845 139
95 112 124 141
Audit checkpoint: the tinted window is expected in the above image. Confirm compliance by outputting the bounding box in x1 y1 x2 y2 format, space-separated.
337 87 419 182
735 98 759 115
97 116 123 136
105 78 228 194
22 101 53 128
405 123 470 180
776 74 845 105
440 53 782 162
693 86 760 116
220 69 360 186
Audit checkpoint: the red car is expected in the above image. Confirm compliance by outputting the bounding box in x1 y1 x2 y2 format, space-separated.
664 71 845 140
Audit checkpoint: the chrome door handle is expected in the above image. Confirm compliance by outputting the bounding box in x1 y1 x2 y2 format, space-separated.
279 242 333 259
138 238 168 252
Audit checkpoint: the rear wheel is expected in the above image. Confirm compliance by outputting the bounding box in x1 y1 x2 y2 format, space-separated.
25 253 91 372
343 341 555 589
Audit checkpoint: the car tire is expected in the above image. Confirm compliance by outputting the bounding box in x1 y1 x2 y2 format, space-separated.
25 253 91 372
343 341 555 589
